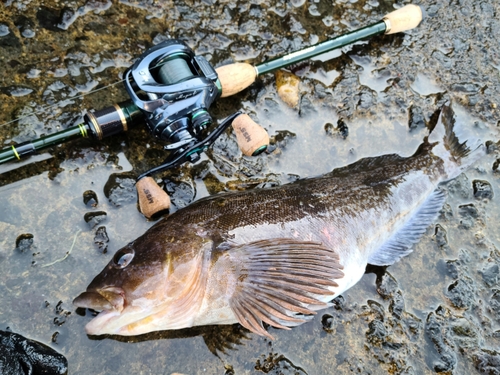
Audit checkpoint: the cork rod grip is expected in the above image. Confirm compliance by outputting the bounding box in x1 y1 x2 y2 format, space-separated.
383 4 423 34
232 114 269 156
136 176 171 219
216 63 257 98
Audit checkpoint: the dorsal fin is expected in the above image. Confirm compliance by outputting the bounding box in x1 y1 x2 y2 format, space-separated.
325 154 406 179
225 239 344 339
368 189 447 266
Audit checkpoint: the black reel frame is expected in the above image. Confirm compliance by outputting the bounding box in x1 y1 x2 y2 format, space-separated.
123 39 237 178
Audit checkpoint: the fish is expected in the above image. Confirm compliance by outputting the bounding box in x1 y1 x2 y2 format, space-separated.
74 102 485 339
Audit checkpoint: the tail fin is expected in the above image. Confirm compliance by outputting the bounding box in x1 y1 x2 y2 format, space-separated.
428 102 485 181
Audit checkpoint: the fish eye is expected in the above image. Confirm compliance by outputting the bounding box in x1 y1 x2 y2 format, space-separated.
112 248 135 269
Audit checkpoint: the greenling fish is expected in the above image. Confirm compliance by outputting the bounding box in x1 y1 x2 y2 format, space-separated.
74 103 485 339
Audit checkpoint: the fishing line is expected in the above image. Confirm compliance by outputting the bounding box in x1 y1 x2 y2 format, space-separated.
0 79 125 129
40 229 82 268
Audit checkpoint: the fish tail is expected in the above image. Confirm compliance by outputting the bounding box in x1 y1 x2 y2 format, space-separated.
427 102 486 181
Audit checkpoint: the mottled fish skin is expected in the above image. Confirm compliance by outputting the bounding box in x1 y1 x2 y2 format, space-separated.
74 103 485 338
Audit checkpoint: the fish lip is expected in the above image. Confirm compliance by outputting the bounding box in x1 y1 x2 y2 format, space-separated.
73 286 126 313
84 309 122 336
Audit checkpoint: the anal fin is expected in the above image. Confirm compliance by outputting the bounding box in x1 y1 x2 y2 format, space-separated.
368 189 447 266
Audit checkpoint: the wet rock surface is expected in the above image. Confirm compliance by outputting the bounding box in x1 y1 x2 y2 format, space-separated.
0 0 499 374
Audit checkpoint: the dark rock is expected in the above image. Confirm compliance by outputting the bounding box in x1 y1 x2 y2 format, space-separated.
408 105 426 131
434 224 448 248
0 330 68 375
425 311 457 373
14 15 35 38
493 158 500 173
458 203 479 218
446 277 476 309
103 173 137 207
366 319 387 346
473 179 494 200
367 300 385 321
272 130 296 149
165 180 196 209
331 294 345 310
336 118 349 139
58 7 77 30
51 331 59 343
36 6 62 32
15 233 35 253
94 226 109 254
376 271 398 299
389 290 405 320
255 352 307 374
324 122 335 136
458 203 479 229
83 22 109 34
473 348 500 375
83 190 98 207
84 211 107 229
480 263 499 287
0 28 21 49
321 314 334 332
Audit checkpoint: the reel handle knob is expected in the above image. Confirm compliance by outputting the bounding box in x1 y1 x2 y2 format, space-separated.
136 176 171 219
232 114 269 156
216 63 257 98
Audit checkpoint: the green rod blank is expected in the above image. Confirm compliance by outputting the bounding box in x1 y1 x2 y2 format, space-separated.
0 124 90 164
255 21 387 76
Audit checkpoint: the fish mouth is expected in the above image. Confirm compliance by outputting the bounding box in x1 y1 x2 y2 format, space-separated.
73 287 127 335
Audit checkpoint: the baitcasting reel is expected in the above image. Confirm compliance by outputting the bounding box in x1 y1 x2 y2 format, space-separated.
124 40 236 174
120 40 269 217
80 40 267 182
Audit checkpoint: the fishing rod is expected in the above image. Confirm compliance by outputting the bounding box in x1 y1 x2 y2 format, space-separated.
217 4 423 97
0 4 423 218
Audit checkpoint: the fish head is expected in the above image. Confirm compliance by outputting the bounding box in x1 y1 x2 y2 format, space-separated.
73 224 213 336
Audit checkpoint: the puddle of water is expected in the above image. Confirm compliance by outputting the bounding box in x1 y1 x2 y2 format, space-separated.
411 72 446 96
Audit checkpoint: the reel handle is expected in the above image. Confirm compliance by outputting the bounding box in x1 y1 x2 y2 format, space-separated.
232 114 269 156
136 176 171 219
135 112 268 218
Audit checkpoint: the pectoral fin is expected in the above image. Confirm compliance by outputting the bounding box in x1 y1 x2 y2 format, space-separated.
225 238 344 339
